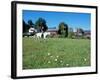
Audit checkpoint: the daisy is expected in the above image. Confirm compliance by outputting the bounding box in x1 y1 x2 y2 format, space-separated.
84 58 87 61
66 64 69 66
50 56 53 58
48 61 51 63
56 55 59 58
55 59 58 61
48 53 50 56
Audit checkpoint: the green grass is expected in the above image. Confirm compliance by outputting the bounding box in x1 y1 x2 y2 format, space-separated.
23 37 91 69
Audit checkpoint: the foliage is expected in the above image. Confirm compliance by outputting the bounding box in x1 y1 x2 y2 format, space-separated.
27 20 34 28
58 22 68 37
23 20 30 33
68 32 75 39
76 28 84 35
35 18 48 32
68 27 75 39
23 20 35 33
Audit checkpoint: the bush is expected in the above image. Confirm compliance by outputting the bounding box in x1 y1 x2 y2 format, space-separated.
68 32 75 39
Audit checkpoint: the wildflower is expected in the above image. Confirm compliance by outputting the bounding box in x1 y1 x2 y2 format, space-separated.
66 64 69 66
84 58 87 61
55 59 58 61
48 61 51 63
56 55 59 58
50 56 53 58
48 53 50 56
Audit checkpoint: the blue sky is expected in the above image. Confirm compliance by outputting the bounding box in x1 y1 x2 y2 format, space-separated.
23 10 91 30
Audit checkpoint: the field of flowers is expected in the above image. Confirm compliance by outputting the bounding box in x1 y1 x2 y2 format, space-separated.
23 37 91 69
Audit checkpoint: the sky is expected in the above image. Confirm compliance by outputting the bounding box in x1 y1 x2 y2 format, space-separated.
23 10 91 30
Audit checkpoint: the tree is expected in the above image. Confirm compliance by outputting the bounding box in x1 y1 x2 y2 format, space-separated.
79 28 84 35
27 20 34 28
23 20 30 33
76 28 84 36
68 27 75 38
76 28 84 39
35 18 48 32
58 22 68 37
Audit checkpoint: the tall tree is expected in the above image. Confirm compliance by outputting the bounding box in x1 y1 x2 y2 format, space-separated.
23 20 29 33
68 27 74 38
76 28 84 35
58 22 68 37
35 18 48 32
27 20 34 28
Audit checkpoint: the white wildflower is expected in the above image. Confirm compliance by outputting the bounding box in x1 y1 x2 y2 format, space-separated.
66 64 69 66
48 53 50 56
55 59 58 61
48 61 51 63
50 56 53 58
84 58 87 61
56 56 59 58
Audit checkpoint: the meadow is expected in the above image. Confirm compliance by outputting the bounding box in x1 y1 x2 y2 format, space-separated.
23 37 91 69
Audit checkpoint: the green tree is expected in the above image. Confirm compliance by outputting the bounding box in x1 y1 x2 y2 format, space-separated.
76 28 84 36
79 28 84 35
23 20 30 33
35 18 48 32
58 22 68 37
68 32 75 39
68 27 75 38
76 28 84 39
27 20 34 28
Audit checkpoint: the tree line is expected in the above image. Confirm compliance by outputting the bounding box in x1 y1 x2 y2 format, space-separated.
23 17 85 38
23 18 48 33
23 17 69 37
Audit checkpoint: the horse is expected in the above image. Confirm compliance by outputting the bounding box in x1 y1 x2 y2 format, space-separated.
35 32 42 38
35 32 51 39
43 32 50 39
